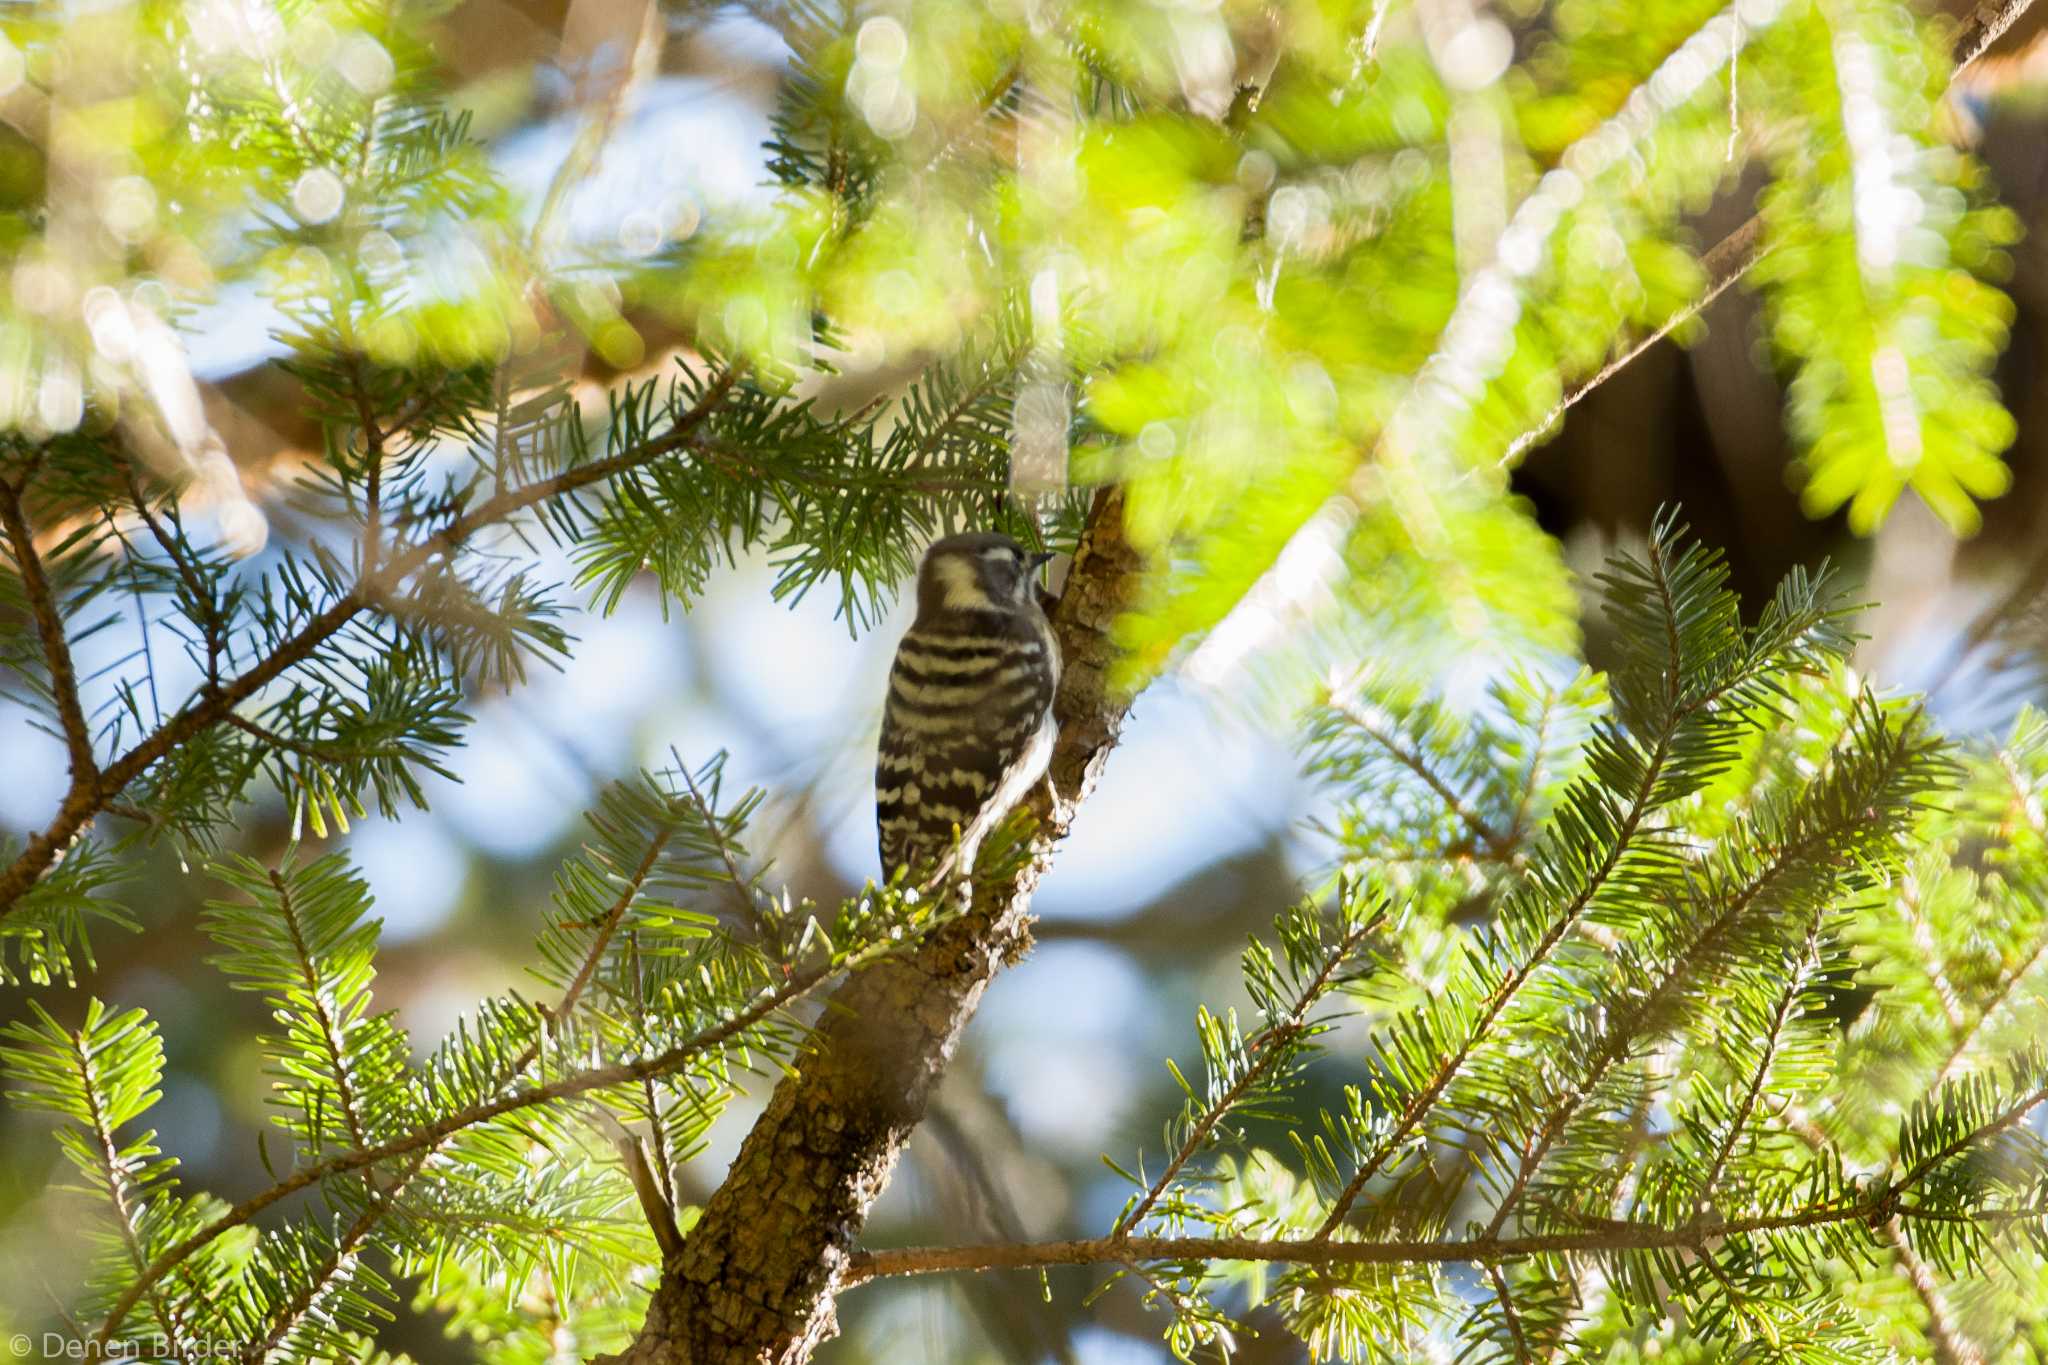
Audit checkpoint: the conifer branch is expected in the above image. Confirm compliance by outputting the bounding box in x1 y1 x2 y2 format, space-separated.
1894 1080 2048 1200
242 1151 432 1363
267 867 373 1153
674 754 777 954
92 953 841 1348
71 1026 195 1357
348 357 386 578
1903 874 1968 1034
0 366 742 917
1693 920 1821 1216
843 1197 2031 1283
1311 738 1672 1239
1487 1264 1534 1364
1324 694 1506 856
1502 681 1563 851
0 478 98 788
1115 905 1384 1237
1316 530 1847 1240
541 827 674 1051
1482 705 1924 1239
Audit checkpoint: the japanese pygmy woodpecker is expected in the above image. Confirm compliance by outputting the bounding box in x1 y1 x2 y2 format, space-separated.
876 533 1060 879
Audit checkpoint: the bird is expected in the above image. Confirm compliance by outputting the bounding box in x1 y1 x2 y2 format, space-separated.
876 532 1060 882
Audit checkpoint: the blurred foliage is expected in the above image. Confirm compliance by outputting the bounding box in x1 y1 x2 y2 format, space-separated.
0 0 2039 1358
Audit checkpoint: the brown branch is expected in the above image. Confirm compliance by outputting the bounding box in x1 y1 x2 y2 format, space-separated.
594 487 1144 1363
841 1197 1960 1284
1489 1264 1534 1364
0 479 98 789
0 366 741 918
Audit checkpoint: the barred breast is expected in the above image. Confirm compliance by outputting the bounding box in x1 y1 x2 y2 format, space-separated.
875 614 1060 877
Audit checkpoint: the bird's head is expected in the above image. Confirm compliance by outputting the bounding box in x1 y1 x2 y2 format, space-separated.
915 532 1055 620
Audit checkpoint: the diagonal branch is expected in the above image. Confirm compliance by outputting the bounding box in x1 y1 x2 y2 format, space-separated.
1882 1217 1986 1365
1501 0 2034 468
1693 920 1822 1216
1324 694 1506 856
0 479 98 788
1115 905 1383 1237
92 944 845 1348
240 1149 433 1363
0 367 742 919
1488 1264 1534 1364
1194 0 2038 683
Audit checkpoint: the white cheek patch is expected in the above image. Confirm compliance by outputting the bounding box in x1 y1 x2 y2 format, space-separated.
937 556 993 610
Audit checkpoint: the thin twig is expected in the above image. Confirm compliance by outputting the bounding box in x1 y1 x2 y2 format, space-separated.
1693 921 1821 1216
0 480 98 787
1497 218 1765 469
1489 1264 1534 1363
117 460 226 687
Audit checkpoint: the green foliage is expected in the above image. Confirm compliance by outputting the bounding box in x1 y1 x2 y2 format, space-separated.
1104 522 2047 1361
1751 0 2021 534
0 750 943 1361
0 0 2040 1358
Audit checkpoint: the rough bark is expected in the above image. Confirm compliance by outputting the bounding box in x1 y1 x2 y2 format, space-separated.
594 487 1143 1364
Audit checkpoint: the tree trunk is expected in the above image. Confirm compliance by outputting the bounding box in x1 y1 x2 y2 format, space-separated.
596 488 1142 1363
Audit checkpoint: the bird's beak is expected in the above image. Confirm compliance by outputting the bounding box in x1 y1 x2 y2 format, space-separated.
1030 551 1056 570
